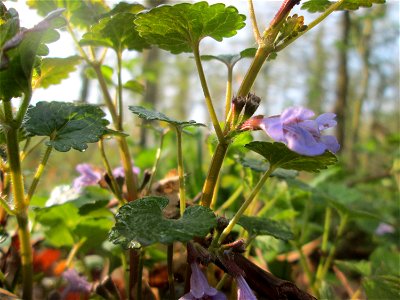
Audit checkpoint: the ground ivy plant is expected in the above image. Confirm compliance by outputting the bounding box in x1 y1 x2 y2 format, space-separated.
0 1 390 300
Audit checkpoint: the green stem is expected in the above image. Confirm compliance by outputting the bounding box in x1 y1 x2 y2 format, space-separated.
99 139 125 204
25 145 52 206
92 63 119 125
216 185 244 214
175 127 186 216
247 0 262 43
117 137 138 202
291 241 317 294
65 238 87 269
224 66 233 121
117 50 124 129
210 173 221 210
237 45 271 97
200 141 229 208
315 207 332 282
3 101 33 300
135 250 144 300
275 0 346 52
216 273 230 290
20 137 46 162
0 196 15 215
15 90 32 127
217 166 275 245
192 43 224 142
167 244 176 300
318 215 348 287
146 130 167 194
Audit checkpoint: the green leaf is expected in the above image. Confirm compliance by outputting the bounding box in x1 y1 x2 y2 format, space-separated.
301 0 385 13
200 48 256 67
134 2 246 54
123 80 144 94
34 195 113 250
129 105 206 128
245 141 337 173
363 276 400 300
109 196 217 247
0 8 64 100
32 56 82 89
239 157 298 179
301 0 332 12
27 0 108 28
0 3 19 48
79 5 149 52
237 215 294 241
334 260 371 276
24 101 109 152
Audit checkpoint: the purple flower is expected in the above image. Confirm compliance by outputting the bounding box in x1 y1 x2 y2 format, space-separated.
61 269 91 299
73 164 102 191
179 263 227 300
112 165 140 179
375 223 395 235
236 275 257 300
246 107 340 156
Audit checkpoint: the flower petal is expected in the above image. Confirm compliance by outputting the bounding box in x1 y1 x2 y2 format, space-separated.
178 292 195 300
236 276 257 300
315 113 337 131
259 116 285 142
190 263 217 298
284 125 327 156
281 107 314 124
320 135 340 153
212 291 228 300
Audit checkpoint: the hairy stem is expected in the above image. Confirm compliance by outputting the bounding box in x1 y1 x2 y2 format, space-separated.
99 139 125 204
117 137 138 202
247 0 262 43
175 127 186 216
4 103 32 299
217 166 275 245
192 43 224 142
224 67 233 121
200 141 229 208
146 130 167 194
25 145 52 206
117 50 124 129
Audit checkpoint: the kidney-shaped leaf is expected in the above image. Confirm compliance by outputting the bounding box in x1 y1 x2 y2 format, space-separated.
302 0 385 13
24 101 109 152
237 215 294 241
245 141 337 173
109 196 217 247
129 105 205 128
80 10 149 52
200 48 256 68
33 56 82 89
134 1 246 54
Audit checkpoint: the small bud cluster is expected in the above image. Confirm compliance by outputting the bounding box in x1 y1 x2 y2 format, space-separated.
229 93 261 130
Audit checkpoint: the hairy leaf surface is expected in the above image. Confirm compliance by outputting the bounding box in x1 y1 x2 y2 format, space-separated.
25 101 109 152
245 141 337 172
109 196 216 247
129 106 205 128
238 215 294 241
134 2 246 54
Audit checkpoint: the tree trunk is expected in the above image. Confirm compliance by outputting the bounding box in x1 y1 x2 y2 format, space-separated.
333 11 351 150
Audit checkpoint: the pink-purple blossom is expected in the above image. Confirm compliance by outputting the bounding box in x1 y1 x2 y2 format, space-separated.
73 163 140 191
236 275 257 300
61 269 91 299
179 263 227 300
73 163 102 191
244 107 340 156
